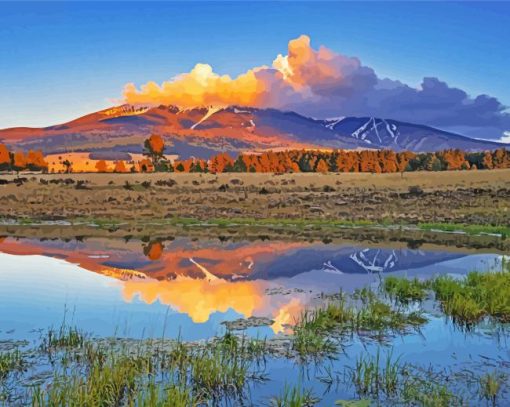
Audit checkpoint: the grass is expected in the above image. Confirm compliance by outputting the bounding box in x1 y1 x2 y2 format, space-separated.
40 214 510 241
479 372 502 407
190 347 249 401
351 349 401 398
7 262 510 405
401 377 459 407
378 258 510 328
30 331 264 406
270 384 317 407
292 319 338 358
296 289 427 338
418 222 510 238
349 350 463 406
41 325 85 351
291 289 427 360
382 276 430 305
0 349 25 381
432 269 510 326
31 352 156 406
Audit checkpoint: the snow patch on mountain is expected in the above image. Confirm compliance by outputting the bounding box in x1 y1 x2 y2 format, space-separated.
349 249 397 274
324 117 346 130
190 106 222 130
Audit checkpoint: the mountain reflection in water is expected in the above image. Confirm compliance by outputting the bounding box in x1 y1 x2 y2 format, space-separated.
0 236 501 338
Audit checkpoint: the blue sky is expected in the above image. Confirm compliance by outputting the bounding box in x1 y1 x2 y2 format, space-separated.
1 1 509 131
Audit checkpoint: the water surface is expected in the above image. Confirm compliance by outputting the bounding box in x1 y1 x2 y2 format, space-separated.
0 236 501 340
1 236 509 404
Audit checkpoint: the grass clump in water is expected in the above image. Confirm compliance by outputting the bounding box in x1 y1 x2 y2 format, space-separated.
32 331 263 406
432 269 510 326
31 352 156 406
297 289 427 338
41 325 85 351
191 347 249 402
382 276 430 305
0 350 25 381
292 318 338 359
349 349 463 406
292 289 427 358
351 288 427 333
479 372 503 407
401 377 460 407
270 384 317 407
351 349 401 398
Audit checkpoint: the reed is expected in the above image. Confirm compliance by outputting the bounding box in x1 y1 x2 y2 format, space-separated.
351 349 401 398
382 276 429 304
0 349 25 381
432 269 510 326
479 372 502 407
270 384 317 407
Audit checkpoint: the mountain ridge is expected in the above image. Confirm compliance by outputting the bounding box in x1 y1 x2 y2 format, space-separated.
0 104 506 159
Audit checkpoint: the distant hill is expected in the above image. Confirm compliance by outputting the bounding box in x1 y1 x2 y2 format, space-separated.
0 105 506 159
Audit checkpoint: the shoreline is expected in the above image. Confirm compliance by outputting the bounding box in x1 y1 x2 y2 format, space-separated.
1 219 508 252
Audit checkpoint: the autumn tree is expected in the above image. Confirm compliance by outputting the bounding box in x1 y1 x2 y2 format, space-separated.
144 135 165 168
315 158 329 173
13 151 27 172
493 148 510 168
144 241 164 261
25 150 48 171
114 160 128 173
482 151 494 169
0 144 10 171
95 160 109 172
61 159 73 173
208 153 234 173
138 158 154 173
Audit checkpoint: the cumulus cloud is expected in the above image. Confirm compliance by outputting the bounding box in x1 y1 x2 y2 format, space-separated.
123 35 510 140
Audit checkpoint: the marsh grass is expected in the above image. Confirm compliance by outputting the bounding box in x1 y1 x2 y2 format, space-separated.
270 384 317 407
31 331 266 406
432 270 510 326
9 267 510 406
41 324 85 351
348 350 463 406
291 289 427 361
401 377 459 407
418 222 510 238
190 347 249 402
0 349 25 381
479 372 502 406
32 352 155 406
295 288 427 341
351 349 401 398
382 276 430 305
292 320 338 358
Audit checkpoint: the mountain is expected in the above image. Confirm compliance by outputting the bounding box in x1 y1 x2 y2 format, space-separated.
0 105 505 159
249 246 465 280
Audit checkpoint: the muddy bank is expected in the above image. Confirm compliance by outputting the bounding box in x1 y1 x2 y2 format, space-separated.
0 220 508 252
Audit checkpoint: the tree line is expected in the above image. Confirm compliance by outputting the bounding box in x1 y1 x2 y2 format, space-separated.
143 135 510 174
0 144 48 172
1 136 509 174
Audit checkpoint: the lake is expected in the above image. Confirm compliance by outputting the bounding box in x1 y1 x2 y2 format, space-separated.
1 235 508 405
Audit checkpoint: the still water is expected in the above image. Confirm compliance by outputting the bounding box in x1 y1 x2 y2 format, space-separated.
0 236 502 340
0 236 508 404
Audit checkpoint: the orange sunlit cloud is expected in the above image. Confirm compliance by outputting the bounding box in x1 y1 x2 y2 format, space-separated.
0 237 309 332
271 297 304 334
122 35 363 110
122 277 268 323
121 277 307 333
